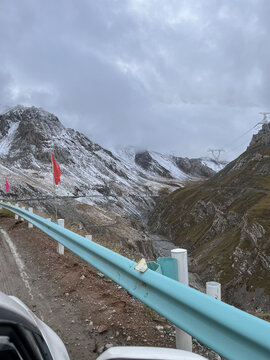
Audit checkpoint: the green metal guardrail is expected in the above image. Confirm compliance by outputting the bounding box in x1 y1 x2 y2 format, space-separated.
1 202 270 360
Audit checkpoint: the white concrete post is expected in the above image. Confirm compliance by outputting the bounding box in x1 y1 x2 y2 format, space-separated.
15 203 19 220
28 207 33 228
206 281 221 300
85 235 92 241
57 219 65 255
171 248 192 352
206 282 221 359
21 206 25 221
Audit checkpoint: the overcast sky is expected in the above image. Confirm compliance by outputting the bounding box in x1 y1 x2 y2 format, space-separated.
0 0 269 160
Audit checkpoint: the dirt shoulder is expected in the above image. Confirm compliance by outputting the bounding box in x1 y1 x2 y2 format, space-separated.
0 214 175 359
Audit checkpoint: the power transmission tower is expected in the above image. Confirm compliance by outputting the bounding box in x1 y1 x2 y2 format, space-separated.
257 112 270 147
208 149 224 162
258 112 270 124
254 112 270 131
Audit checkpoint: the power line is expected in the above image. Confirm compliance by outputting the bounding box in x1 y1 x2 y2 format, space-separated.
222 124 258 151
219 113 270 157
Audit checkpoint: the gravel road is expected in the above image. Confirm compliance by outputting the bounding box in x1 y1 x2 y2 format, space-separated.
0 214 175 359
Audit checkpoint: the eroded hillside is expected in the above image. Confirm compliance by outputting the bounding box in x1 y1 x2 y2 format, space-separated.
149 123 270 311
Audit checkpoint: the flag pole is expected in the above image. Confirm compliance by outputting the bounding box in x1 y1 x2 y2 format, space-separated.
54 181 57 222
51 152 58 222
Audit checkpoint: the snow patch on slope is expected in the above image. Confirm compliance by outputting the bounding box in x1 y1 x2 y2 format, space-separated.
200 157 227 172
0 122 19 156
149 152 189 180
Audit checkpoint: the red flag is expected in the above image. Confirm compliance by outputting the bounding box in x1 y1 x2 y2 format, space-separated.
5 178 9 192
51 153 62 185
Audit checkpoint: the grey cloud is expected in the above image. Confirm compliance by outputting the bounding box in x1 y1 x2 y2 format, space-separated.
0 0 269 161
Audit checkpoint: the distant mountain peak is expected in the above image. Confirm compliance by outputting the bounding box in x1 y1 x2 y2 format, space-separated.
0 106 70 168
2 105 54 118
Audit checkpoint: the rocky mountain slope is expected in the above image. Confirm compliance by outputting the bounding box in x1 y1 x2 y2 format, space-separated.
0 105 219 259
0 105 217 216
149 123 270 311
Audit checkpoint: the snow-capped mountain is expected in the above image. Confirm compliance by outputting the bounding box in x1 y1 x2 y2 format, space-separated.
0 105 218 216
113 146 222 179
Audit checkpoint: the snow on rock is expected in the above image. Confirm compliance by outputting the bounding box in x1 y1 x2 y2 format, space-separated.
200 157 228 172
0 106 218 216
0 122 19 156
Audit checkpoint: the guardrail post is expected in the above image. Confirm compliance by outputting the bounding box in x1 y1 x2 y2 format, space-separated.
28 208 33 228
46 218 51 221
85 235 92 241
15 203 19 220
206 281 221 360
57 219 65 255
171 248 192 352
206 281 221 300
21 206 25 221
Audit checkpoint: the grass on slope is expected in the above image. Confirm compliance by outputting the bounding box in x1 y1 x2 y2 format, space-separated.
152 148 270 292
